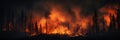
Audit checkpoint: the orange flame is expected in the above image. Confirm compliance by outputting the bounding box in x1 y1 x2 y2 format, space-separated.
99 4 118 31
25 4 94 36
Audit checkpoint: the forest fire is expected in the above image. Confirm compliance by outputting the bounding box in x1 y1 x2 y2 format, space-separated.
1 0 120 38
24 4 119 36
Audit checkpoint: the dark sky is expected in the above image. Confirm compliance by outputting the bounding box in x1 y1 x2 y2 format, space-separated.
0 0 119 26
1 0 119 16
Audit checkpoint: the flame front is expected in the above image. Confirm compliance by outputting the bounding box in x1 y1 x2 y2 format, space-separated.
25 4 119 36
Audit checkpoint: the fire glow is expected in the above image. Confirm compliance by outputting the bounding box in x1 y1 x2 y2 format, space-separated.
2 2 119 37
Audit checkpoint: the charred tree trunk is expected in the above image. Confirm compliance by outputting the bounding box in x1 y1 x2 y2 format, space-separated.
46 19 47 34
35 21 38 35
29 12 33 35
21 10 26 32
117 9 120 32
93 9 99 33
39 24 42 34
45 11 50 34
109 15 116 32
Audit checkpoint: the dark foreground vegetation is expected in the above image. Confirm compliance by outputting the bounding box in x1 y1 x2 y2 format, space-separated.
0 31 120 40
